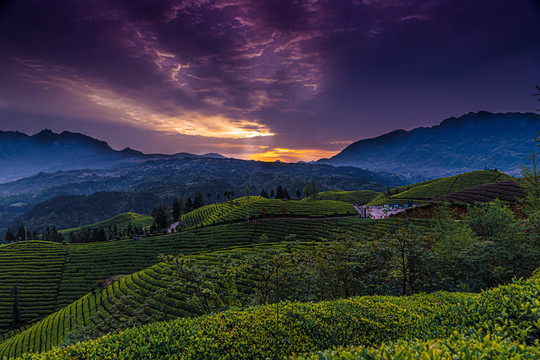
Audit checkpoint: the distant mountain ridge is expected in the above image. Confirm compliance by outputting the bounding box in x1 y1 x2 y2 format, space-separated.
0 129 224 183
319 111 540 180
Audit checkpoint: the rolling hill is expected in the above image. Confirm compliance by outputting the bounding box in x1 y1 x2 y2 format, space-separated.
0 209 422 338
3 262 539 359
366 170 513 206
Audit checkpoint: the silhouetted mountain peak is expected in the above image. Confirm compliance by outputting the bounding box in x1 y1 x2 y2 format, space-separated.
321 111 540 180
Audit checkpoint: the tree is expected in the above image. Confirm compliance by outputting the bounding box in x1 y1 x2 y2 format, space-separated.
172 196 182 222
296 190 301 200
260 189 269 198
276 186 284 199
270 189 275 198
5 228 15 242
303 182 320 201
186 197 193 212
16 225 25 241
429 206 477 290
385 223 435 295
152 203 171 230
466 199 515 241
193 190 205 210
283 188 290 200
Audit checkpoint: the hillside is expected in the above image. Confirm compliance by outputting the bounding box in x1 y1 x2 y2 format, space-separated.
431 179 526 204
0 216 420 337
320 111 540 180
301 189 380 204
367 170 513 205
58 212 154 240
5 268 539 359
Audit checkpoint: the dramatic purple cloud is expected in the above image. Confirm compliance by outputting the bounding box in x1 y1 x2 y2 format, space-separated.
0 0 539 160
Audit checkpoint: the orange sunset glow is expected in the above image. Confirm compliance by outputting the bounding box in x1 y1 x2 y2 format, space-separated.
247 148 339 163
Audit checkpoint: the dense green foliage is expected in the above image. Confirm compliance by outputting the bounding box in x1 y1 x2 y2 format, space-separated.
0 233 424 358
0 216 414 337
10 270 540 360
368 170 513 205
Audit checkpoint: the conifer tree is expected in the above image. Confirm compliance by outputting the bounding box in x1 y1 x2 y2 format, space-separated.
193 190 205 210
283 188 290 200
172 196 182 222
276 186 284 199
5 228 15 242
16 225 25 241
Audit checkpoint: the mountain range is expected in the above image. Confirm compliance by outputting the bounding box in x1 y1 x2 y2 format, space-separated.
320 111 540 180
0 129 224 183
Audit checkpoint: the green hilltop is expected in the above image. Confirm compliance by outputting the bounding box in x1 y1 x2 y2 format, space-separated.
367 170 513 205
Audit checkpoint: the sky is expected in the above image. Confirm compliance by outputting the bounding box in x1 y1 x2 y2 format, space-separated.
0 0 539 162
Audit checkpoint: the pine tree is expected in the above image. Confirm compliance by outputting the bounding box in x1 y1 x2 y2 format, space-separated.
186 197 193 212
283 188 290 200
260 189 269 198
276 186 284 199
5 228 15 242
193 190 205 210
152 204 171 230
296 190 301 200
172 197 182 222
270 189 275 198
16 225 25 241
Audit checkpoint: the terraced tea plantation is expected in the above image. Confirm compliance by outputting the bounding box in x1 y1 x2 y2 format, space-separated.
431 179 525 204
179 197 356 230
303 190 380 204
368 170 513 205
50 217 428 309
0 215 426 346
0 232 432 358
59 212 153 239
0 242 67 337
7 268 540 360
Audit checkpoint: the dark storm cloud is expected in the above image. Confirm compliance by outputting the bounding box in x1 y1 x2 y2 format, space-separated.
0 0 539 159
